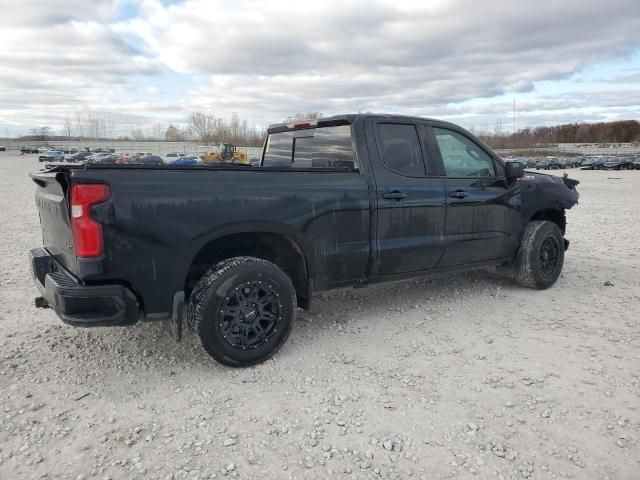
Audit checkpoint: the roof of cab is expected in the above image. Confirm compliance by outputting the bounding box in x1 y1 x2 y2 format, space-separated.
266 113 461 134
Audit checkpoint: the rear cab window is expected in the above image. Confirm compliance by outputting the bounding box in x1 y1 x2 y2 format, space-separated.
262 125 357 170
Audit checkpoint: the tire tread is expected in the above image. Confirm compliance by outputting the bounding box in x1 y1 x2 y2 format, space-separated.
515 220 564 289
187 256 295 367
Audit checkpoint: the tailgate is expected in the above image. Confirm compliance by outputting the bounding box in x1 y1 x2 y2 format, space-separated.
31 169 77 273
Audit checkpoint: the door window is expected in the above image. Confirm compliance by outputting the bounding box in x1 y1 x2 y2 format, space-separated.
378 123 425 177
433 128 495 177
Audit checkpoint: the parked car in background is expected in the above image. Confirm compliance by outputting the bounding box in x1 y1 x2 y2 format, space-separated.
87 153 117 164
580 157 605 170
67 152 92 163
37 147 49 154
89 147 115 154
547 158 561 170
535 158 560 170
168 155 200 166
631 158 640 170
162 152 186 162
116 154 133 164
535 159 549 170
138 155 164 166
603 157 632 170
579 158 594 170
0 145 6 152
38 150 65 162
21 146 39 154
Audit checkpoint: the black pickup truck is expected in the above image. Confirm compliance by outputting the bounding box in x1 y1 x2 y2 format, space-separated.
30 114 579 366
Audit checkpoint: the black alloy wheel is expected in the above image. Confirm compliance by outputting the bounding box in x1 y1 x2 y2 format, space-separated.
219 280 281 350
539 236 560 278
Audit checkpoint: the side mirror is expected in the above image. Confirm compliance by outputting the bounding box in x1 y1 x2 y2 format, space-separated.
506 161 524 179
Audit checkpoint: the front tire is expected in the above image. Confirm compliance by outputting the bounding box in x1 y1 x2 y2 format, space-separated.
515 221 565 289
188 257 296 367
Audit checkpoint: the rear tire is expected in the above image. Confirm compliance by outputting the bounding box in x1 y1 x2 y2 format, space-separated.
515 221 565 289
187 256 296 367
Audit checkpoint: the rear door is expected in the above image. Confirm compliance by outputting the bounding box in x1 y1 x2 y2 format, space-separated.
428 125 521 266
366 118 446 275
32 169 76 271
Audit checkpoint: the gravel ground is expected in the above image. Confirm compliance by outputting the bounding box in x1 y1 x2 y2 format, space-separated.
1 152 639 480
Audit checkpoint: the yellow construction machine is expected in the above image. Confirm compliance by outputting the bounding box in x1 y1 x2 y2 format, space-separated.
202 144 248 165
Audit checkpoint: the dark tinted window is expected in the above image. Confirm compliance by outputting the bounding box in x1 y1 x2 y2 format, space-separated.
378 123 425 176
263 131 294 167
309 126 355 169
262 125 356 169
433 128 495 177
293 136 313 168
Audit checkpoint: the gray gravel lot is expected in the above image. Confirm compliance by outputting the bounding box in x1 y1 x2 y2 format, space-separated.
1 152 639 480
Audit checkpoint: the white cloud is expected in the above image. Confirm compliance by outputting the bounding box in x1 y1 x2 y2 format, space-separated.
0 0 639 135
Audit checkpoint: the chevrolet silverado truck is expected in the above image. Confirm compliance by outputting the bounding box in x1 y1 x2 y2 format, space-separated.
30 114 579 367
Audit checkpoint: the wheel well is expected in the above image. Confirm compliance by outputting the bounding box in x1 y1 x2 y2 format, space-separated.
185 232 310 309
530 208 566 234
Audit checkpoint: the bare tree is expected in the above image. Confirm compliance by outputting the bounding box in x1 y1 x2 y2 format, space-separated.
30 126 52 141
151 124 164 140
165 124 187 142
86 115 101 140
75 113 86 141
105 117 115 140
131 124 145 141
229 112 241 143
285 112 322 123
62 116 74 137
85 114 114 140
188 112 216 143
185 112 266 147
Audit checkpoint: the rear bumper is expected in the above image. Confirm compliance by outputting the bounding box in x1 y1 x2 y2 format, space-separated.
30 248 139 327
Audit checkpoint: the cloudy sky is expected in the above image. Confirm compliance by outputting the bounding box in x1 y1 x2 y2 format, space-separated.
1 0 639 137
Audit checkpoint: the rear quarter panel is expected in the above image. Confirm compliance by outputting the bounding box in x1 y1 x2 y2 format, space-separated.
71 168 370 315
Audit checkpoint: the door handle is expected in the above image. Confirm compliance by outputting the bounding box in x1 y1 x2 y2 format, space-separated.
381 191 407 200
449 190 469 199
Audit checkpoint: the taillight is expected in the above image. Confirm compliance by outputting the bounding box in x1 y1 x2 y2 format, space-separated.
70 184 110 257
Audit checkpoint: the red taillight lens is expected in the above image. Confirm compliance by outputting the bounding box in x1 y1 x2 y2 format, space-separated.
70 184 110 257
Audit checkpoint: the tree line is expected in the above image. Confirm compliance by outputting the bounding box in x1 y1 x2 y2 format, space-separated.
24 114 116 141
21 115 639 149
20 112 322 146
476 120 640 149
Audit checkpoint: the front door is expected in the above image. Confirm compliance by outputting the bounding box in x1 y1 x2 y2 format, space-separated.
429 125 521 266
367 119 447 275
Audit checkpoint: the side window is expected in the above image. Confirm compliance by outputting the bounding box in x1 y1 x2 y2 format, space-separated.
433 128 495 177
308 125 355 169
262 125 356 169
378 123 425 177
